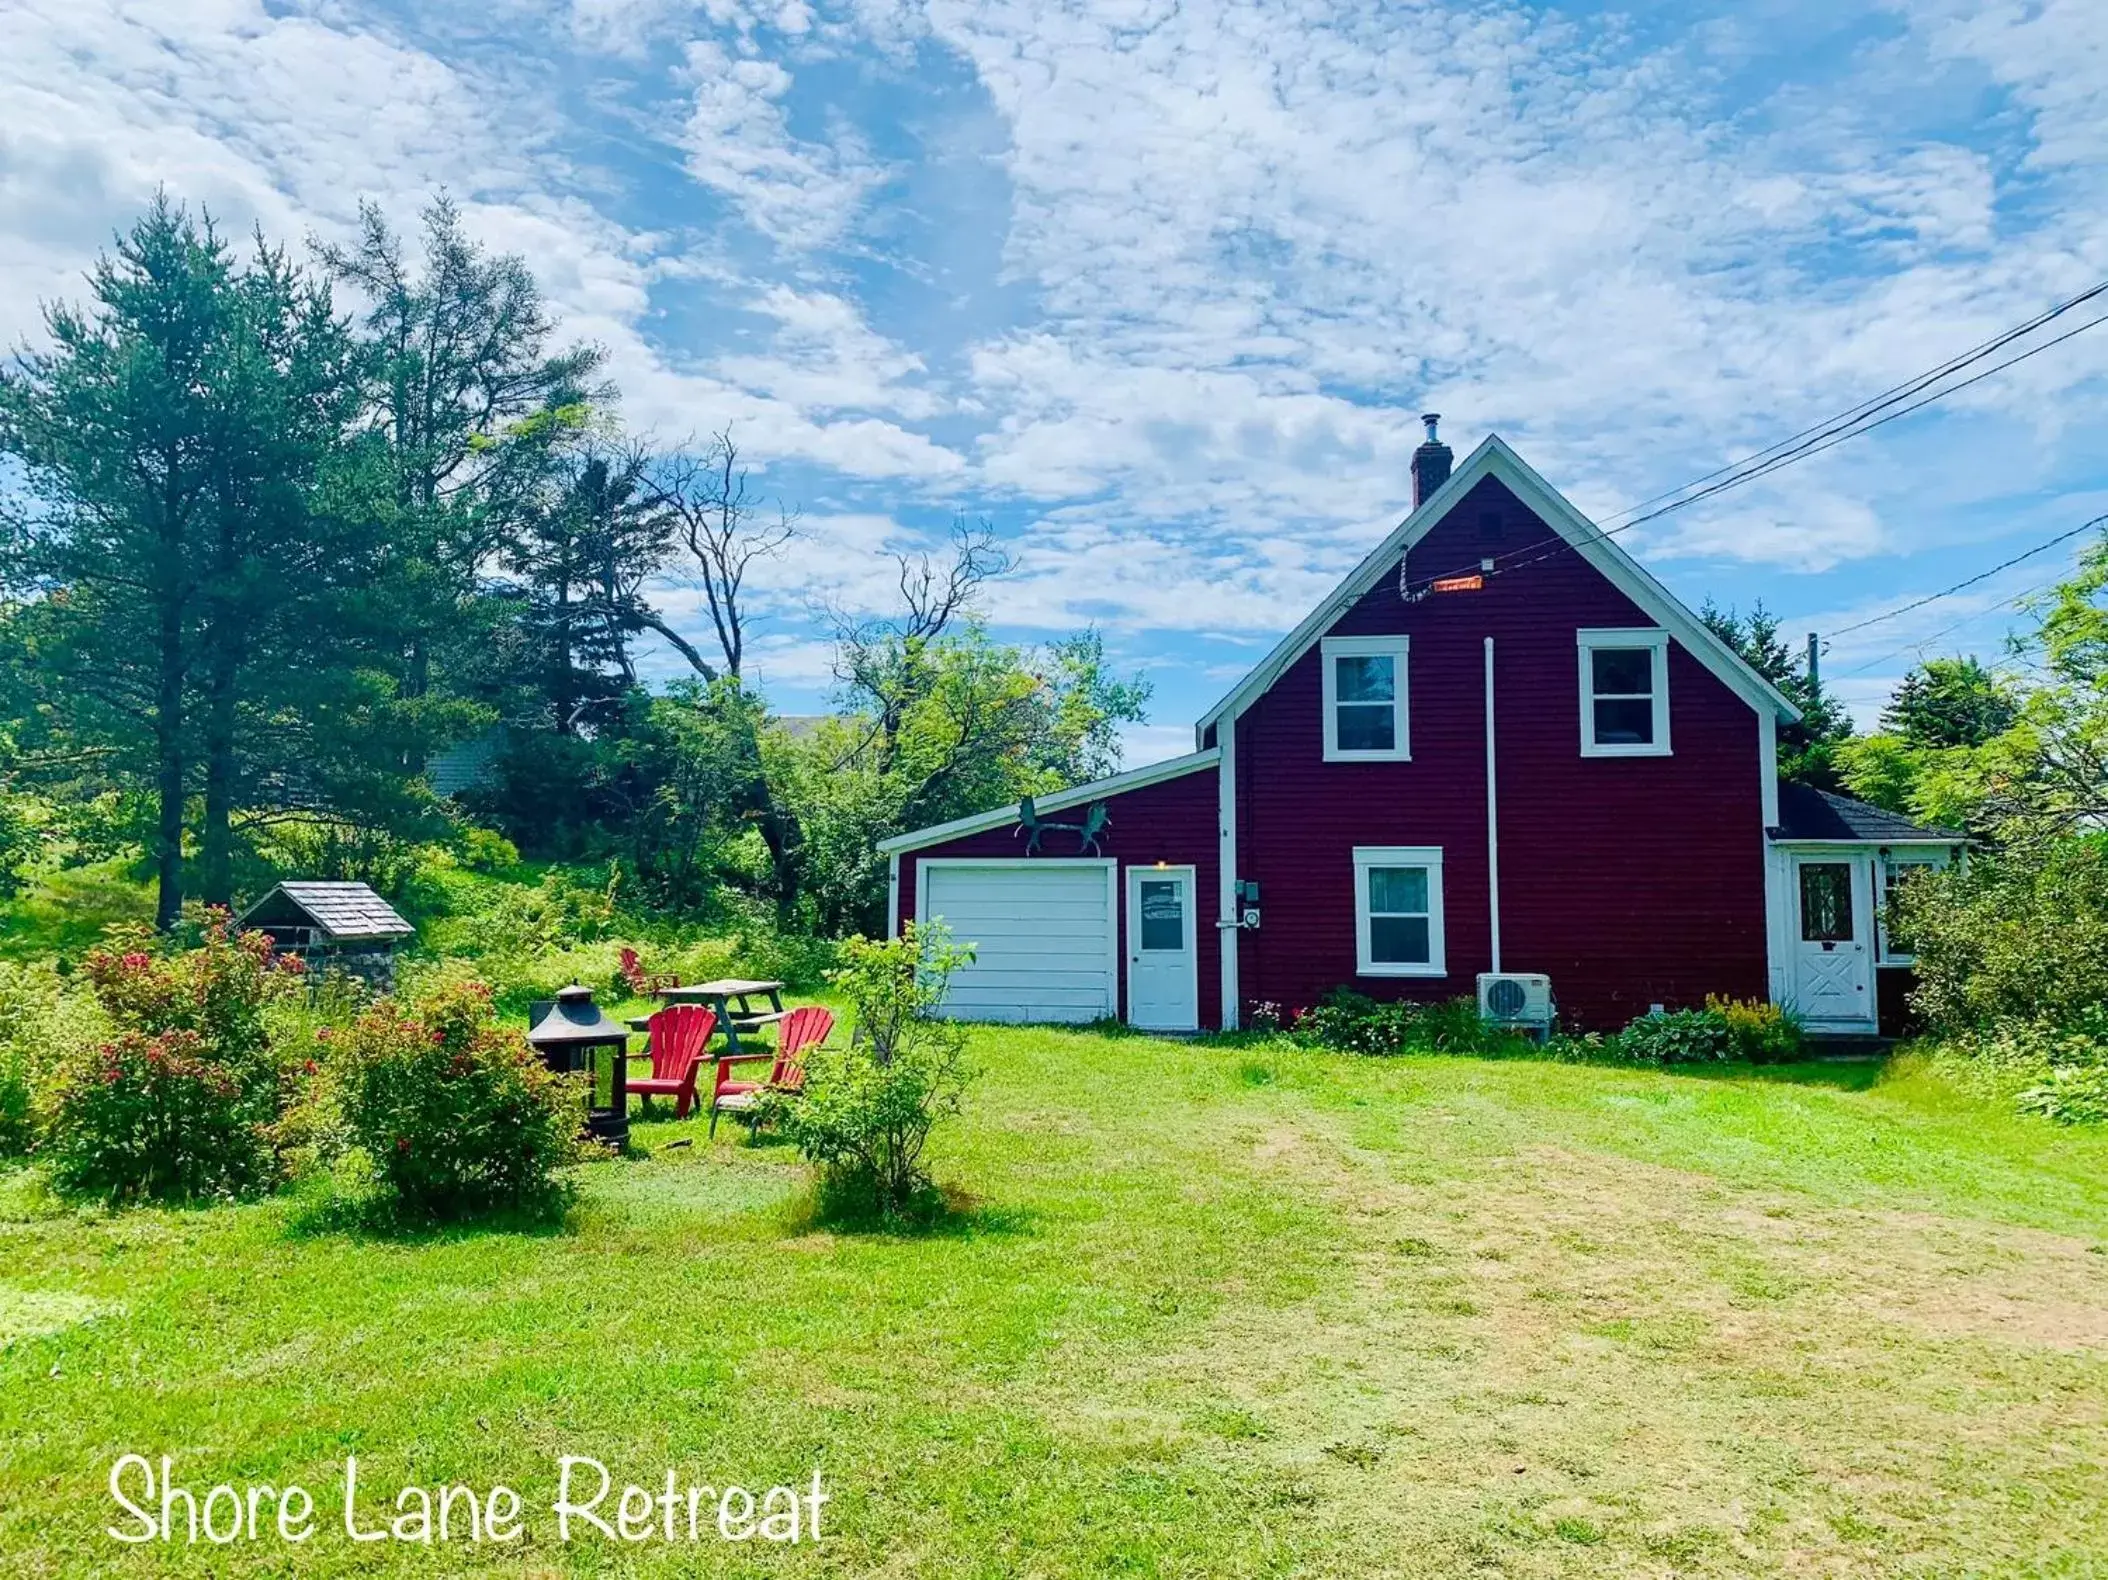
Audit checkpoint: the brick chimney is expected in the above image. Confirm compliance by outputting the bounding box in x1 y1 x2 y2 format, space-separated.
1411 412 1452 508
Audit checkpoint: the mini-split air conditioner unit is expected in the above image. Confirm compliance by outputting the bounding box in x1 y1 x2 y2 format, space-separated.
1477 972 1555 1037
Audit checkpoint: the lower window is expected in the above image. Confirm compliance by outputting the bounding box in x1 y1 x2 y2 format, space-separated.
1353 846 1446 976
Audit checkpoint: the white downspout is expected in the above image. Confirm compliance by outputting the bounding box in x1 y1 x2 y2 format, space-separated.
1485 636 1502 974
1217 718 1241 1029
887 851 901 938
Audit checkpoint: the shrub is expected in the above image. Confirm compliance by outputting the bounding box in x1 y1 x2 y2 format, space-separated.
1290 991 1525 1056
79 909 295 1080
38 1030 276 1202
1895 839 2108 1033
34 909 304 1202
1703 996 1804 1063
324 978 586 1222
2017 1064 2108 1125
1615 1007 1736 1065
0 963 67 1157
458 826 521 874
773 925 975 1218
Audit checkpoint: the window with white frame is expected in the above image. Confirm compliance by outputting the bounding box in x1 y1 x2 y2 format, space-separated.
1321 635 1410 761
1878 850 1950 964
1353 846 1445 976
1577 628 1671 756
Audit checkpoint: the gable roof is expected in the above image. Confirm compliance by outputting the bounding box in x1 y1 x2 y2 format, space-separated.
877 748 1219 855
1196 435 1801 743
1772 785 1964 845
240 881 415 942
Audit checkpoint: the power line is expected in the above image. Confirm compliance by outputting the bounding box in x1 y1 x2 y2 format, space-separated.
1823 510 2108 644
1581 278 2108 535
1834 568 2070 679
1402 279 2108 597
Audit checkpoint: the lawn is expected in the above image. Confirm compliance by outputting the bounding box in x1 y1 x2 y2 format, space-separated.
3 1028 2107 1577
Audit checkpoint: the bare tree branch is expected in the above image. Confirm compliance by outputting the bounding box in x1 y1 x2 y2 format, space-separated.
638 429 797 682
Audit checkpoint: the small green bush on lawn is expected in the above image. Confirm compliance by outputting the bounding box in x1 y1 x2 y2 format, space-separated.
773 925 976 1220
34 909 305 1203
1614 1007 1737 1064
305 977 589 1224
0 962 68 1156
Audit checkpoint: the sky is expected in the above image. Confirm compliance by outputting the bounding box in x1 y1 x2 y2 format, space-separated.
4 0 2106 767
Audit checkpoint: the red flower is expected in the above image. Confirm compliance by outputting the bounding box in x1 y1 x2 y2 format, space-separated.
395 1136 410 1153
314 1027 332 1043
302 1059 319 1076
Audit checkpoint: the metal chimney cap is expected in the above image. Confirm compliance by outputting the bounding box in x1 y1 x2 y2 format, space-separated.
1420 412 1441 441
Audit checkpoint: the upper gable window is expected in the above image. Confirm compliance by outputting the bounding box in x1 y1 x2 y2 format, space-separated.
1577 629 1671 757
1321 635 1410 761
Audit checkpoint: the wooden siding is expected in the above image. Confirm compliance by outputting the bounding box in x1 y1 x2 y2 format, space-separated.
895 764 1224 1029
1230 474 1769 1030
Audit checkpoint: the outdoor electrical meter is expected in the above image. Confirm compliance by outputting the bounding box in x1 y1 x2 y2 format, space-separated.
1238 879 1261 930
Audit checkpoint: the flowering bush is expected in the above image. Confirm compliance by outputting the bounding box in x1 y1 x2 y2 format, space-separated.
79 909 300 1082
38 1029 275 1202
35 908 304 1202
773 925 976 1218
322 979 586 1222
1702 996 1805 1063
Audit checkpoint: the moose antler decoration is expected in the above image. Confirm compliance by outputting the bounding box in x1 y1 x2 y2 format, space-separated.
1017 796 1111 856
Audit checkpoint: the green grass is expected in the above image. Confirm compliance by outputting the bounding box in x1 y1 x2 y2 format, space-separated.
0 860 155 963
4 1031 2108 1576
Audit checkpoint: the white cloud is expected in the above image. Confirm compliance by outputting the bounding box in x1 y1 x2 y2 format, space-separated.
679 38 883 251
12 0 2108 726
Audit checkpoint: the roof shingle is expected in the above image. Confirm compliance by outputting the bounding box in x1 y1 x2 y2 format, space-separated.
1772 784 1963 844
242 881 415 941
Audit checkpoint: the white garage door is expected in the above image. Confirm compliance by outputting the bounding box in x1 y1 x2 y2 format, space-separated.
919 862 1115 1023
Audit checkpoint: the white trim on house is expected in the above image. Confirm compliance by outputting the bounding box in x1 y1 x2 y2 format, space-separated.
877 748 1220 854
1320 634 1411 762
915 858 1119 1023
1194 435 1801 742
1352 845 1447 978
1217 718 1241 1030
887 850 901 938
1760 717 1785 1005
1576 627 1672 758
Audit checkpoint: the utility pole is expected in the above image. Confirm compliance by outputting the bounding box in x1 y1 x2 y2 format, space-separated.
1806 632 1820 695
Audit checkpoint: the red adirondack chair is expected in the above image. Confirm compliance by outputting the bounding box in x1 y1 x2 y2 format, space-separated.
629 1005 716 1117
709 1006 833 1137
618 947 681 996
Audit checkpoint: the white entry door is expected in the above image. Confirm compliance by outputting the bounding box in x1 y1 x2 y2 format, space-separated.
1125 866 1198 1032
1792 856 1874 1027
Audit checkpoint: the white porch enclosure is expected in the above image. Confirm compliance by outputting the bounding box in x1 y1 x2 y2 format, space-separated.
918 860 1117 1023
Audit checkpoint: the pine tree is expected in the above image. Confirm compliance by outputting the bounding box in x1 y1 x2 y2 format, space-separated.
1699 599 1855 790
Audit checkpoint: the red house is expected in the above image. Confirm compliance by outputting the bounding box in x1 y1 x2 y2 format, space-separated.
881 427 1962 1036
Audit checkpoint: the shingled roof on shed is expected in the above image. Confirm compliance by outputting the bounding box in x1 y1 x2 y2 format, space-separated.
1772 784 1963 844
240 881 415 942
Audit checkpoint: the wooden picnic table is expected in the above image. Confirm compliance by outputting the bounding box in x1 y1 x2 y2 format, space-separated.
657 978 786 1054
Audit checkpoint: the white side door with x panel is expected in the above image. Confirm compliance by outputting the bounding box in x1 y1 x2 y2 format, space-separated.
1791 855 1874 1028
